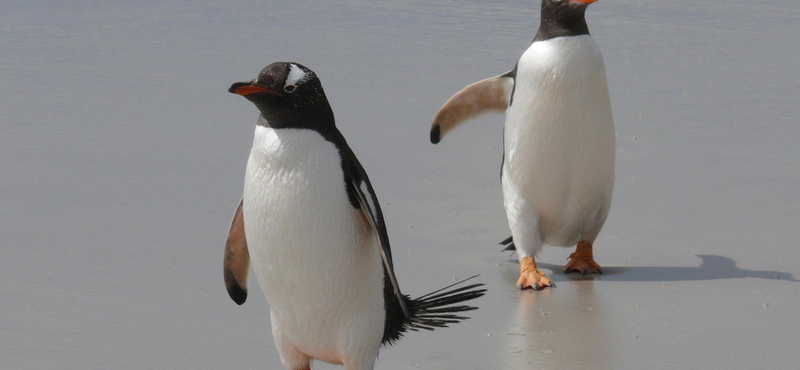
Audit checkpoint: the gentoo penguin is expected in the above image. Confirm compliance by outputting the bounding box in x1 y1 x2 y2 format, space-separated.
429 0 614 290
223 62 485 370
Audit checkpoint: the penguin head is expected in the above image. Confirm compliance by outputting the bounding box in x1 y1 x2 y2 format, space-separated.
534 0 595 42
542 0 595 25
229 62 334 129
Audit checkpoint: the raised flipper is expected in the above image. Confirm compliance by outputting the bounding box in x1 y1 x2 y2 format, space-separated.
223 197 250 305
430 70 515 144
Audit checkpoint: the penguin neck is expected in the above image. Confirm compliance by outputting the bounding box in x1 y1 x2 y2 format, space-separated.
533 8 590 43
257 106 337 134
256 109 350 168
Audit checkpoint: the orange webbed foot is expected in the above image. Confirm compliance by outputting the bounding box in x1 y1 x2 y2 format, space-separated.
564 257 602 276
563 240 602 276
517 269 555 290
518 257 555 290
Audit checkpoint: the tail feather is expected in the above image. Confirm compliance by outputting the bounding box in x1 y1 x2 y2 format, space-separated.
381 275 486 346
408 276 485 330
415 274 479 300
500 236 515 252
417 282 484 303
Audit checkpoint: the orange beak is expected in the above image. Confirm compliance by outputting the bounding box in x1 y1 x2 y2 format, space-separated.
229 81 276 96
230 85 272 96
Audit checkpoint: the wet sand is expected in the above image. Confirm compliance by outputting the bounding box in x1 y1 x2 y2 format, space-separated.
2 1 799 369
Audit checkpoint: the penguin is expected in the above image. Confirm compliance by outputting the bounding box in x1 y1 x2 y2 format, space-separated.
429 0 614 290
223 62 485 370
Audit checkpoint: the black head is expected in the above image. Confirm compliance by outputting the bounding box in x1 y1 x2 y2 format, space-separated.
229 62 334 130
534 0 596 42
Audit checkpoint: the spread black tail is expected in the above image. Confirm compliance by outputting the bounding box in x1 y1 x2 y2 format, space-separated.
500 236 515 252
381 275 486 346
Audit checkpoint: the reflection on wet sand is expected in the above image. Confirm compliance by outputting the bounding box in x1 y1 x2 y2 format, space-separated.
505 277 617 370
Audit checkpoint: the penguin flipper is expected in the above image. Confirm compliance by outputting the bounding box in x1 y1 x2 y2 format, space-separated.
430 71 514 144
351 175 412 321
223 197 250 305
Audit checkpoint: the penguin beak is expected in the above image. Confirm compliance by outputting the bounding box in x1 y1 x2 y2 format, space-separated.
229 81 274 96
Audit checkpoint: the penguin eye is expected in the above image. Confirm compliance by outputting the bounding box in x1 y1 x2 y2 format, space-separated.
284 85 296 93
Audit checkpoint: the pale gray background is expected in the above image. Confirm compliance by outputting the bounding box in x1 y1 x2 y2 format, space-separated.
2 1 799 369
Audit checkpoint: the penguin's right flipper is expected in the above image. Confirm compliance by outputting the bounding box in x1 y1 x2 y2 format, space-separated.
223 197 250 305
430 70 515 144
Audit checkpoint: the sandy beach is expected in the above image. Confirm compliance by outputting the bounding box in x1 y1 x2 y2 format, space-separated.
2 1 799 369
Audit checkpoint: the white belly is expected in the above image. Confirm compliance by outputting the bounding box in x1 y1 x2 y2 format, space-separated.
242 125 384 362
504 35 615 245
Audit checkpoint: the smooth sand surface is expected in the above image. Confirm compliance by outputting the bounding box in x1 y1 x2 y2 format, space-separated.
2 1 799 369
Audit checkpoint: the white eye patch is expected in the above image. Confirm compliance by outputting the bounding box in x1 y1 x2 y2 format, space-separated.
285 63 307 91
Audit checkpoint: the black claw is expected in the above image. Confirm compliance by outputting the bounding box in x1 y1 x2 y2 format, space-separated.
519 284 525 290
551 282 556 288
597 269 603 275
533 283 540 290
581 268 588 276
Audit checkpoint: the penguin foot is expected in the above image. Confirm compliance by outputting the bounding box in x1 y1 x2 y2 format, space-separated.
563 258 602 276
517 270 555 290
563 240 602 275
517 257 555 290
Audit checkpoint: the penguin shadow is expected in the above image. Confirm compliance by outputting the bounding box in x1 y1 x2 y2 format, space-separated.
532 254 799 283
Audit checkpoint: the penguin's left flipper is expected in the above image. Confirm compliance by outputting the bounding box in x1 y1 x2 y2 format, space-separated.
224 197 250 305
430 70 515 144
348 162 412 321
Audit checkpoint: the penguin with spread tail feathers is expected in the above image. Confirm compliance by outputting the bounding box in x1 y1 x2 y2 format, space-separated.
224 62 485 370
430 0 615 290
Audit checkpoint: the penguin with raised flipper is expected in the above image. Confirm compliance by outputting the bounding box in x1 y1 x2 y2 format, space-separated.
430 0 615 290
